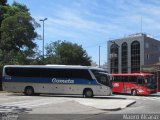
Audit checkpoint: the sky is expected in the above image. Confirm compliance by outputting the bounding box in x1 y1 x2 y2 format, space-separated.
7 0 160 65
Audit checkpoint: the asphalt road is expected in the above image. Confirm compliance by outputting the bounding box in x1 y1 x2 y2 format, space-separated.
113 94 160 114
1 93 160 120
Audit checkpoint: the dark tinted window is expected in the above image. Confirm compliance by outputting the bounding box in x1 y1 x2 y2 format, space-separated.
5 67 66 78
110 44 119 73
91 69 110 86
128 76 137 83
137 77 144 84
98 75 109 86
67 69 92 80
114 76 138 83
121 42 128 73
131 41 140 72
91 69 107 80
93 73 110 86
5 67 92 80
122 76 128 82
114 76 122 82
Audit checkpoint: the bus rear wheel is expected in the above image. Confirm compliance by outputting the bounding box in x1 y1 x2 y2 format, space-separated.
84 89 93 98
25 86 34 96
131 89 137 96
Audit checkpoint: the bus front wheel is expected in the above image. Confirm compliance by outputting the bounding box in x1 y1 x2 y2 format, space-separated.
83 89 93 98
131 89 137 96
25 86 34 96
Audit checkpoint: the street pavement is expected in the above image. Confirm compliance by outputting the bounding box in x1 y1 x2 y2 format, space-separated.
0 93 136 112
1 92 160 120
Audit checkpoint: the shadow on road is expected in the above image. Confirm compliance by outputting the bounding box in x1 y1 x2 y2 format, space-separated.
7 91 160 99
6 93 127 100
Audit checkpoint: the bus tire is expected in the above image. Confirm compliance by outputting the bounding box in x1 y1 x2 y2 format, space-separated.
83 89 93 98
24 86 34 96
131 89 137 96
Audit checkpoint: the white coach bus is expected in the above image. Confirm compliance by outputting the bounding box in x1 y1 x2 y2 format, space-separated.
2 65 112 97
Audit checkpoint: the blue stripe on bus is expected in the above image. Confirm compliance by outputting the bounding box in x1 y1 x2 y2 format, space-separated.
2 76 98 85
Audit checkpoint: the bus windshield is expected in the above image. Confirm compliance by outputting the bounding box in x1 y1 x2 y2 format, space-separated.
91 70 111 86
137 75 156 89
145 75 157 89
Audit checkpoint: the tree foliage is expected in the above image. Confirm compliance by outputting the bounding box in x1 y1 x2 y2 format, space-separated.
45 40 92 66
0 0 7 6
0 1 92 68
0 1 40 66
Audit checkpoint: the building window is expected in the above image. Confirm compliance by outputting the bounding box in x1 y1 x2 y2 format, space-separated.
131 41 140 73
147 54 149 60
145 43 149 48
121 42 128 73
110 43 119 73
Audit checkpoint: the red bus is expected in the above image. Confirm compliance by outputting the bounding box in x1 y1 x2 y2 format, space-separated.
112 73 157 95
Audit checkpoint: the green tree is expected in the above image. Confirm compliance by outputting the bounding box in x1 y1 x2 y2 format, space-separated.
0 0 8 56
0 1 40 65
45 40 92 66
0 0 7 5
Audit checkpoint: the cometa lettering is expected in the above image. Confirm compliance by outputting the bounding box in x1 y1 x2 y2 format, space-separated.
52 78 74 84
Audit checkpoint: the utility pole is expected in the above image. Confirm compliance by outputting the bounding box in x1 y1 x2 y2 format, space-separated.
99 46 101 67
39 18 48 61
141 16 143 33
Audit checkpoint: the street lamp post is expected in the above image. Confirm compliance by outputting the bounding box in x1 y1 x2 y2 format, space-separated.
39 18 48 60
99 46 101 67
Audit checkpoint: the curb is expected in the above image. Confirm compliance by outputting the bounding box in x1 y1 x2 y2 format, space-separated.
126 100 136 107
102 100 136 111
102 107 122 111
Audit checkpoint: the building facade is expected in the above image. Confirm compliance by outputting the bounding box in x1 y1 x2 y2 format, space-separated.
108 33 160 73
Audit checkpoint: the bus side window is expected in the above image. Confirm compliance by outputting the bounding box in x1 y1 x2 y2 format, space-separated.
67 69 92 80
129 76 137 83
114 76 122 82
122 76 128 82
137 77 144 85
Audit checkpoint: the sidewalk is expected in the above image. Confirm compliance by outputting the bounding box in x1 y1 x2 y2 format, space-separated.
0 91 136 111
74 98 136 111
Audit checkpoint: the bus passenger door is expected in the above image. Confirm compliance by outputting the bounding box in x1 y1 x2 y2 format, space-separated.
112 76 124 93
124 76 137 94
